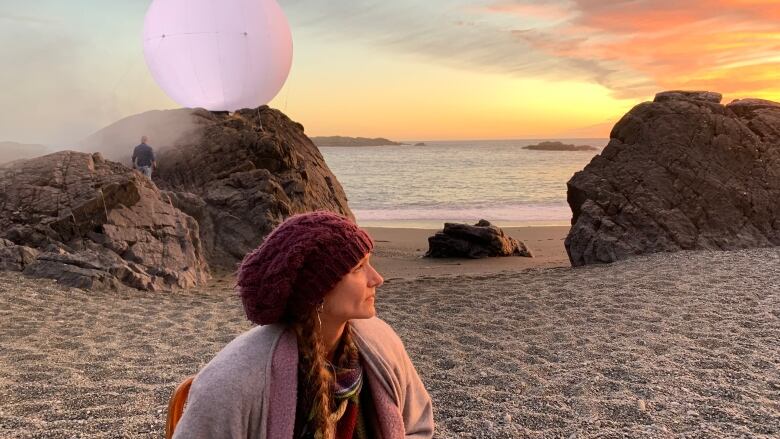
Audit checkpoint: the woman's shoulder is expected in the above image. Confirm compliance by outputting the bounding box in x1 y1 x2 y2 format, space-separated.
351 317 406 355
194 324 286 390
351 316 398 337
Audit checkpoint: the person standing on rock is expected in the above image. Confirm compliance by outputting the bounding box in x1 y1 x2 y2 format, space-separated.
132 136 156 179
173 211 434 439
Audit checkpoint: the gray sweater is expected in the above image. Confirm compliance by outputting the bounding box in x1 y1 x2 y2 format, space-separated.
174 317 434 438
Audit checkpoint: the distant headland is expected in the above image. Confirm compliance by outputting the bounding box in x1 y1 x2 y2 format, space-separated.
522 141 598 151
0 141 51 166
311 136 403 147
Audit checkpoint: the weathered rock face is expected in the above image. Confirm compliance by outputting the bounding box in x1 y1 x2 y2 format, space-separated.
0 239 39 272
425 220 532 258
154 107 354 268
565 90 780 266
0 151 209 290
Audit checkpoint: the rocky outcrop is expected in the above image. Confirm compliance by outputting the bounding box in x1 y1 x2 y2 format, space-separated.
310 136 402 147
0 151 209 290
425 220 532 258
154 107 354 268
1 106 357 287
523 141 598 151
565 90 780 266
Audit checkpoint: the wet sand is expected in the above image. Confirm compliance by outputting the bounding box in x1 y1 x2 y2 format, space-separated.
1 227 778 438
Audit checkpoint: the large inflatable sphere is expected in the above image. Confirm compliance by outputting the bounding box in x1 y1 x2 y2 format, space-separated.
142 0 293 111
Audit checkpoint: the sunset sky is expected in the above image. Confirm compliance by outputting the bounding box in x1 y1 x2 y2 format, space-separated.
2 0 779 146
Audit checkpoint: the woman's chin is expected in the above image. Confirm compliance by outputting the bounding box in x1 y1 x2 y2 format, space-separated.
352 307 376 320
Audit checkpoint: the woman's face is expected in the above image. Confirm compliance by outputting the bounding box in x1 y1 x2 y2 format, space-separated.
322 253 384 322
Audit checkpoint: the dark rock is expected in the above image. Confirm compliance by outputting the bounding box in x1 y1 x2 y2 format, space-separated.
565 90 780 266
425 220 532 258
414 142 426 146
23 259 122 290
0 151 209 290
154 107 354 268
654 90 722 104
0 239 39 271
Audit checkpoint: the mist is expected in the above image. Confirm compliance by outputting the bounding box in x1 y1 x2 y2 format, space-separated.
0 142 53 166
0 108 202 167
75 108 203 165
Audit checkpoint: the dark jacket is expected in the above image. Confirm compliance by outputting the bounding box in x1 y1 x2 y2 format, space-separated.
132 143 155 167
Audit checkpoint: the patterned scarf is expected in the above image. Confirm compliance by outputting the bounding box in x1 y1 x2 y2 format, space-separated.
330 358 366 439
297 351 368 439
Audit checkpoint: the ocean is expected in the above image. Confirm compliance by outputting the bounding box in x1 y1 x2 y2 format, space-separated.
320 138 607 228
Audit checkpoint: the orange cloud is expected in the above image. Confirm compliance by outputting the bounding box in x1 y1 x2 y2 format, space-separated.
676 62 780 100
499 0 780 100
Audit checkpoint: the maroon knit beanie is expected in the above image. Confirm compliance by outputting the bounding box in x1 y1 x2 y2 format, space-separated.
236 211 374 325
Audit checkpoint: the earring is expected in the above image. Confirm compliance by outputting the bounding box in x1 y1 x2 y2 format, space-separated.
316 301 324 327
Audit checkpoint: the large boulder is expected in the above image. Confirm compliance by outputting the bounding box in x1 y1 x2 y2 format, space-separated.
0 151 209 290
565 90 780 266
425 220 532 258
153 107 354 268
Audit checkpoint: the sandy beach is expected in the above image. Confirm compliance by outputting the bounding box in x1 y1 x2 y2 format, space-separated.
1 226 779 438
366 226 572 280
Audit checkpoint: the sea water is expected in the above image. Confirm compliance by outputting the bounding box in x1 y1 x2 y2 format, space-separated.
320 138 606 228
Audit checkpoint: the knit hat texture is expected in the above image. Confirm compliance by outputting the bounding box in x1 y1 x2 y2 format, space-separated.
237 211 374 325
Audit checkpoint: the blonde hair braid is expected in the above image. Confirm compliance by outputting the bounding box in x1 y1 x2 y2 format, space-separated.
292 316 362 439
293 312 334 439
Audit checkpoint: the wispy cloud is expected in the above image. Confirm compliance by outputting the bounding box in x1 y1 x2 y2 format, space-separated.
280 0 643 96
282 0 780 100
490 0 780 98
483 1 574 21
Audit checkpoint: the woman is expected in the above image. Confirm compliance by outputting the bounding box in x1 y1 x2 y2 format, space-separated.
174 211 434 438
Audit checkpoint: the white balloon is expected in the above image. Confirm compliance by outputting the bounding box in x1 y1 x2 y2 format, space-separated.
142 0 293 111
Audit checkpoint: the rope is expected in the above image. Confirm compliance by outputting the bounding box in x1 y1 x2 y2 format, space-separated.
212 0 228 109
61 152 86 249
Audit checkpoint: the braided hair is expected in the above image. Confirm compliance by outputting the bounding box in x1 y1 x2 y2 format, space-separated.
288 308 360 439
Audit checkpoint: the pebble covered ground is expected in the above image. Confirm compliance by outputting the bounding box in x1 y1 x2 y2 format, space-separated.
1 247 778 438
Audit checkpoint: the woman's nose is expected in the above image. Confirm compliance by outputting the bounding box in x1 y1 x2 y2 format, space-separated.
369 265 384 288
